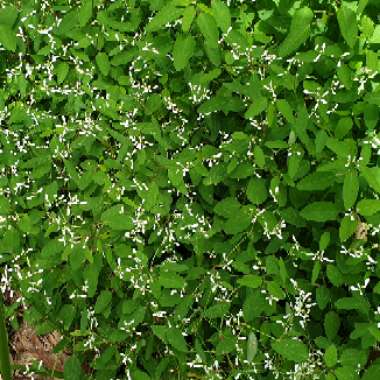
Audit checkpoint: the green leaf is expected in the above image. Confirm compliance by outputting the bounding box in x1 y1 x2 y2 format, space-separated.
59 304 76 330
182 6 196 33
0 26 17 51
132 370 151 380
369 25 380 44
211 0 231 33
96 52 110 76
204 42 222 66
55 62 69 84
244 97 267 118
327 264 344 287
0 196 11 215
166 328 188 352
343 170 359 210
78 0 92 27
278 258 288 284
247 332 258 363
198 95 225 114
337 64 352 89
267 281 285 299
339 215 358 242
288 153 302 178
253 146 266 168
364 89 380 107
204 303 230 319
326 138 356 158
246 178 268 205
319 231 330 251
0 6 19 28
276 99 295 124
214 197 241 218
337 3 358 48
70 246 86 271
197 13 219 48
84 262 100 298
369 325 380 341
315 129 328 154
138 182 159 211
335 296 369 315
297 171 335 191
168 166 187 193
361 167 380 193
357 199 380 216
335 117 353 139
64 355 83 380
311 261 321 284
265 141 288 149
340 348 366 368
237 275 262 289
272 338 309 362
300 202 339 222
152 325 168 343
373 282 380 295
173 34 196 71
335 366 358 380
101 206 133 231
146 3 184 32
324 311 340 341
41 240 64 261
94 290 112 314
216 329 237 356
362 364 380 380
159 272 185 288
316 286 330 310
223 208 251 235
324 345 338 367
358 0 369 14
277 7 314 57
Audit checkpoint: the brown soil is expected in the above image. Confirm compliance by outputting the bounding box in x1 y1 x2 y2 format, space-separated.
9 322 67 380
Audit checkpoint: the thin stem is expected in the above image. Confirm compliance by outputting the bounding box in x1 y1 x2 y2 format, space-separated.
0 294 12 380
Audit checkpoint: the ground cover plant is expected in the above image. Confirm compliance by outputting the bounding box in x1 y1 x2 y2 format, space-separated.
0 0 379 379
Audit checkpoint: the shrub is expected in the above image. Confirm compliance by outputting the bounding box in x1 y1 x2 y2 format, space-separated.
0 0 380 379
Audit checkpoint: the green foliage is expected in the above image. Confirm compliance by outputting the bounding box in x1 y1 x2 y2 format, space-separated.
278 7 314 57
337 3 358 48
272 338 309 362
0 0 379 379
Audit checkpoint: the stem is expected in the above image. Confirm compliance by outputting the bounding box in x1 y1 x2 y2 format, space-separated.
0 294 12 380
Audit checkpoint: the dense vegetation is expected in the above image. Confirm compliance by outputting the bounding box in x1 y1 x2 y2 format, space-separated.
0 0 380 379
